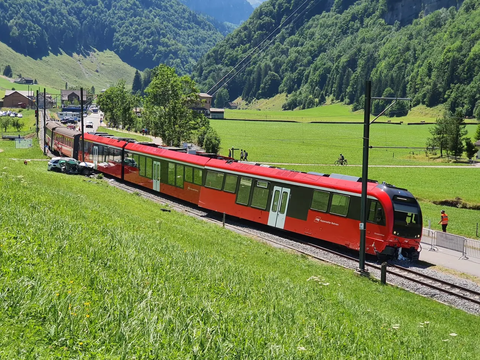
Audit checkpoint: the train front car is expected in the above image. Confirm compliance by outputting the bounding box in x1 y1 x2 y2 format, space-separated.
372 182 422 261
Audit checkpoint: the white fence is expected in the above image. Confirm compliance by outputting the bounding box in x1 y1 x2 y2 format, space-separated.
422 228 480 260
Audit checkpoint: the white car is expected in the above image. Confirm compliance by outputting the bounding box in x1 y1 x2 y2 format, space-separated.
86 121 94 129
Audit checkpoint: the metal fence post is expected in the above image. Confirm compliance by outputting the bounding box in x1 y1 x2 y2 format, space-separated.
461 239 469 260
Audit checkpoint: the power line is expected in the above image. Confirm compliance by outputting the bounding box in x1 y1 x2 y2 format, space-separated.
207 0 318 96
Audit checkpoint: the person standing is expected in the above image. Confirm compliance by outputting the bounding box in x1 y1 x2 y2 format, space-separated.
244 149 248 161
240 149 244 161
438 210 449 232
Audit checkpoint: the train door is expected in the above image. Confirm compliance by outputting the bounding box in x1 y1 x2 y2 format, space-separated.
268 186 291 229
93 146 98 169
153 161 161 192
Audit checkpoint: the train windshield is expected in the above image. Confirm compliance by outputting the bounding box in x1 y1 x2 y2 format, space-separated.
392 197 422 239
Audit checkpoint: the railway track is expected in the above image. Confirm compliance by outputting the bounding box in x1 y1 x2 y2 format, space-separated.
108 178 480 314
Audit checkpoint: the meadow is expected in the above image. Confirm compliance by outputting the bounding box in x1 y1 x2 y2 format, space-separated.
1 142 480 358
225 103 447 123
210 120 480 238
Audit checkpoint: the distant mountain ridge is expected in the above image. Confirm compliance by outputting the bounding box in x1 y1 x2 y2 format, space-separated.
180 0 254 24
247 0 268 8
194 0 480 116
0 0 224 74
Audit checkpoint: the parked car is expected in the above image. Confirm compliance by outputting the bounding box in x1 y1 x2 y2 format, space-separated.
86 121 94 129
47 157 94 175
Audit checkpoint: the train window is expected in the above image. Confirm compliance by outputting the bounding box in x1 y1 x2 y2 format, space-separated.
251 180 269 210
330 194 350 216
113 148 122 163
236 177 252 206
194 168 203 185
145 158 153 179
271 190 280 212
279 191 289 214
176 164 184 188
347 196 361 220
168 163 175 185
139 156 146 177
185 166 193 183
133 154 140 168
311 190 330 212
368 200 385 225
223 174 238 193
205 171 224 190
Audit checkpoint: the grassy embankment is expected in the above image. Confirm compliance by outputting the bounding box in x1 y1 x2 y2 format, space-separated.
0 41 136 91
1 140 480 358
211 104 480 239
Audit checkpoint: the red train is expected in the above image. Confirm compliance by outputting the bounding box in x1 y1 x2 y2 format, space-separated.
45 123 423 261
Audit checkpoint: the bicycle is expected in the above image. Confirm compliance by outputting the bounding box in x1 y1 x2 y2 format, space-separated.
334 159 348 166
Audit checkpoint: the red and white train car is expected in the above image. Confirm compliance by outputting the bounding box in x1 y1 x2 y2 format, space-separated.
51 129 423 260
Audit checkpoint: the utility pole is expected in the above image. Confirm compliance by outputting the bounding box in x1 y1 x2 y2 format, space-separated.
81 87 85 161
43 88 47 155
358 81 411 273
358 81 371 273
35 90 39 139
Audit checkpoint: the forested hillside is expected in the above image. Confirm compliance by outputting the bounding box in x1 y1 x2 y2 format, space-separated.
195 0 480 117
180 0 254 25
0 0 223 74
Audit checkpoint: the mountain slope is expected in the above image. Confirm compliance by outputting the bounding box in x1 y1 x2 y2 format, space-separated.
194 0 479 116
0 0 224 74
180 0 254 24
0 42 136 91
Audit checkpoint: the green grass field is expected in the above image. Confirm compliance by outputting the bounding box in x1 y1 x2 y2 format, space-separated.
1 144 479 358
225 102 449 123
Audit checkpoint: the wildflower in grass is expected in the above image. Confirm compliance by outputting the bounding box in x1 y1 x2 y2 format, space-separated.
392 324 400 330
86 314 90 318
450 333 457 337
84 302 90 306
70 281 74 284
79 342 83 345
56 293 59 296
297 346 306 351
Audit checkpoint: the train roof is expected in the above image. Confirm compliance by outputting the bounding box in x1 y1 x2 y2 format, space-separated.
46 121 64 131
126 142 210 167
53 126 81 137
84 133 127 148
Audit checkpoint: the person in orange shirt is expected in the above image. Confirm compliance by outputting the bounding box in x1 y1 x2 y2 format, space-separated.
438 210 449 232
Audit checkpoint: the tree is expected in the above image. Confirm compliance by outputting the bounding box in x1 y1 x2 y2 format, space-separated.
132 70 143 95
143 65 211 147
474 124 480 142
203 128 221 154
427 114 449 157
214 88 229 108
0 117 11 132
446 110 467 159
97 80 138 130
464 138 477 161
3 65 12 77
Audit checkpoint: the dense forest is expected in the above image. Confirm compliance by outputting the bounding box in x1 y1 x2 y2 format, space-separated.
0 0 223 74
179 0 254 25
194 0 480 117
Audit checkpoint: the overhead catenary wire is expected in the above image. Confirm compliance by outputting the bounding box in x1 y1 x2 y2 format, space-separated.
207 0 318 97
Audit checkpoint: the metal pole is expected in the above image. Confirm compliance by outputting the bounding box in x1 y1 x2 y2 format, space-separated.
43 88 47 155
81 87 85 161
359 80 372 273
36 90 39 138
